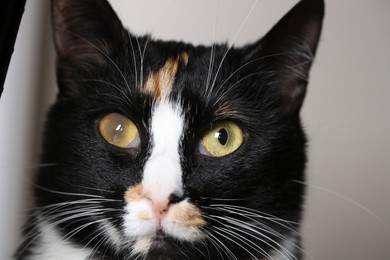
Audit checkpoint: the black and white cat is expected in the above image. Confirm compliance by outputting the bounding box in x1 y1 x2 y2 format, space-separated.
17 0 324 259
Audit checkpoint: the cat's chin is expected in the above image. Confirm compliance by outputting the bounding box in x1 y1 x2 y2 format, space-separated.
149 230 177 250
131 230 187 258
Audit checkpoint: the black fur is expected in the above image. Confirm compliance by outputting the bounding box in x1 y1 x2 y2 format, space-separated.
17 0 324 259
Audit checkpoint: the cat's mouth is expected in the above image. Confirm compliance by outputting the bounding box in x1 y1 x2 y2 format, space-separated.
153 229 167 241
145 229 179 254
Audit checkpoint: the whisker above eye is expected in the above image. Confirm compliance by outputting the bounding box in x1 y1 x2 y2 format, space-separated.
207 0 259 99
58 78 134 107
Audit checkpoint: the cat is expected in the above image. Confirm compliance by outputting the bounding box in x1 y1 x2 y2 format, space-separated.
16 0 324 259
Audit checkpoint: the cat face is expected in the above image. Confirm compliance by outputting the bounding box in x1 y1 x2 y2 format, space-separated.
30 0 323 259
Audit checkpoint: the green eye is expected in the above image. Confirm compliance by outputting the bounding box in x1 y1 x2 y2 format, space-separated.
199 121 244 157
98 113 140 149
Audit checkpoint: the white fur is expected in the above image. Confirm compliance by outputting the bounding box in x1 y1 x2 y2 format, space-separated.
124 200 159 237
141 101 184 204
130 236 152 256
123 100 207 255
30 221 91 260
99 219 122 250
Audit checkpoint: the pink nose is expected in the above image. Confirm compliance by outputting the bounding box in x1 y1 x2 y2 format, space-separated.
153 199 170 222
143 192 183 224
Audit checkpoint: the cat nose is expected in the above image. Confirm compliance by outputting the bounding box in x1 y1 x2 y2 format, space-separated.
143 192 184 223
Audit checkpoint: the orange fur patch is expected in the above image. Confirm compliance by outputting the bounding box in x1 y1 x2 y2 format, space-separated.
125 184 143 202
170 203 206 228
180 52 189 66
137 210 151 221
143 53 189 99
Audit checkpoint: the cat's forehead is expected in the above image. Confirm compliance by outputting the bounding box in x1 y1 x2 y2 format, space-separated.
142 52 189 100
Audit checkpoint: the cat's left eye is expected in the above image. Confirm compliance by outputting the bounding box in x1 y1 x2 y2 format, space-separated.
98 113 140 149
199 121 244 157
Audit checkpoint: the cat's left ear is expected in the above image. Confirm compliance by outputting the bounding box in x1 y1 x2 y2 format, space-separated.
243 0 324 114
51 0 125 96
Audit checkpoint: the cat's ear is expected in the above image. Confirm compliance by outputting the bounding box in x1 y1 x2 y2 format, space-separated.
51 0 125 95
243 0 324 114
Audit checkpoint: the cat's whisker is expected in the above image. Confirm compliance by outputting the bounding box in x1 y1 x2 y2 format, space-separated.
15 228 41 258
224 207 299 233
218 52 305 90
31 198 120 212
85 232 107 260
293 179 390 229
46 210 107 226
100 235 113 260
211 227 265 260
127 31 139 89
218 217 297 260
207 212 297 245
192 238 209 259
17 208 108 258
110 0 139 90
206 216 274 260
204 0 220 97
137 0 180 91
213 212 300 259
81 220 114 259
59 78 134 107
215 226 274 260
62 218 107 242
18 209 118 248
208 0 259 98
206 209 317 260
212 71 266 106
201 196 249 202
19 198 119 232
31 182 105 198
207 204 301 227
207 231 238 260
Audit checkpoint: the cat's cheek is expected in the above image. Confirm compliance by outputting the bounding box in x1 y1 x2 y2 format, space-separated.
162 201 206 241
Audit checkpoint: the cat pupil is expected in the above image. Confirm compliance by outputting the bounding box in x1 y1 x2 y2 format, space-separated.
215 128 228 145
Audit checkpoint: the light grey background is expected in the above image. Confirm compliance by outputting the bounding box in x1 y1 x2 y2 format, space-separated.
1 0 389 259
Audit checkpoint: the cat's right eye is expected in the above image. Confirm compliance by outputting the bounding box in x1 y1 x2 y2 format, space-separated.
199 121 244 157
98 113 140 149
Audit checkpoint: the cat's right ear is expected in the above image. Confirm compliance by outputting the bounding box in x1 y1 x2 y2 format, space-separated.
241 0 324 115
51 0 125 96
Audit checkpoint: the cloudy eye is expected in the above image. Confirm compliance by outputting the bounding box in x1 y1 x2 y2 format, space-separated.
98 113 140 149
199 121 244 157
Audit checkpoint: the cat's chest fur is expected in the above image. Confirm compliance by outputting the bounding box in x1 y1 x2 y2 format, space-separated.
17 0 323 259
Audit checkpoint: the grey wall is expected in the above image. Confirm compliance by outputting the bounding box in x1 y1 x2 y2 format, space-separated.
1 0 389 259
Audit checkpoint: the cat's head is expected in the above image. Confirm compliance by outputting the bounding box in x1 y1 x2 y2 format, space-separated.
37 0 324 258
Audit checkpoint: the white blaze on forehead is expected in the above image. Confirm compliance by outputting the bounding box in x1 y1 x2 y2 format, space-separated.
142 101 184 201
